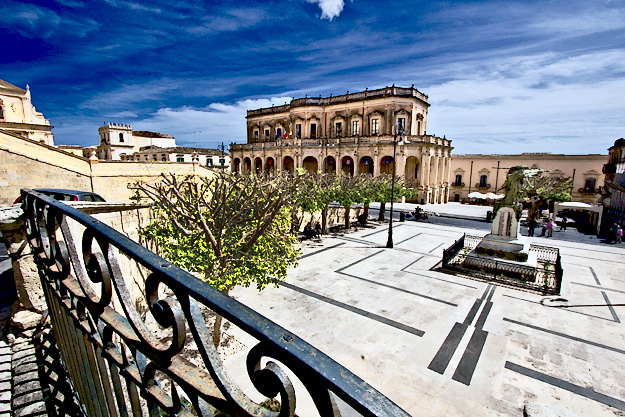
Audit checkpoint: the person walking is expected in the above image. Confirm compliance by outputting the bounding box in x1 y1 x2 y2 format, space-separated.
546 219 555 237
560 215 568 231
617 224 623 244
528 218 537 237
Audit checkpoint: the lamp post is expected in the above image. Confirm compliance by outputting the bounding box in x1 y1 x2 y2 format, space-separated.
386 121 405 249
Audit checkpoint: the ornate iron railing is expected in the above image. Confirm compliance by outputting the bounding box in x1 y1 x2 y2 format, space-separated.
442 234 466 267
21 189 411 417
440 234 562 295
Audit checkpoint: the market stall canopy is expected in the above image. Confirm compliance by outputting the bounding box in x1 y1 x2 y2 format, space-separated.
557 202 594 208
486 193 504 200
468 192 487 199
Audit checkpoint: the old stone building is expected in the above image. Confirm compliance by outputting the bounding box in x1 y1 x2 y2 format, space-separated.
0 79 53 145
96 123 177 160
230 85 453 204
449 153 607 203
603 138 625 225
119 145 230 169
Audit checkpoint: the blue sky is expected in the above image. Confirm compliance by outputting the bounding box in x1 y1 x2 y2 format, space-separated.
2 0 624 154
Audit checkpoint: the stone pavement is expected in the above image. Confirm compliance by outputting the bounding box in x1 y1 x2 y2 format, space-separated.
0 237 13 417
227 218 625 416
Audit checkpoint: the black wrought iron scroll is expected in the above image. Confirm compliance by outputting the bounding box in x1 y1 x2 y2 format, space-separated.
21 189 411 417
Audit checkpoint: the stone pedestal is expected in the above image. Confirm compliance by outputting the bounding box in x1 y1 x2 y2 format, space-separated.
474 206 529 262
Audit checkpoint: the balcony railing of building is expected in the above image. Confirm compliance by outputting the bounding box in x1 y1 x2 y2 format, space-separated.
451 182 465 188
603 163 617 175
578 187 598 195
21 189 411 417
475 184 491 190
232 135 452 151
247 86 429 117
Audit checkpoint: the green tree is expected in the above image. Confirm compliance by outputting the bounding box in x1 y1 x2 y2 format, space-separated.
137 172 300 347
334 173 363 229
292 170 335 233
374 174 417 221
520 175 573 220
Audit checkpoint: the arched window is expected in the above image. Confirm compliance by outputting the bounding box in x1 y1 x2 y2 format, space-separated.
479 175 487 187
455 174 462 186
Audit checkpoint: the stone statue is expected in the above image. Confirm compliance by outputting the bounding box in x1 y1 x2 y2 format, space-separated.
500 165 542 206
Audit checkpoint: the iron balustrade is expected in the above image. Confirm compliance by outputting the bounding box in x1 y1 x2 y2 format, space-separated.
442 234 466 267
440 234 562 295
21 189 411 417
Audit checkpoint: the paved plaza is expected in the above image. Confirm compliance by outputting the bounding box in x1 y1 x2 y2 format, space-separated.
227 217 625 416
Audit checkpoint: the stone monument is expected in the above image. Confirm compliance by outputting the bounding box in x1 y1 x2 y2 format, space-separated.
473 166 542 262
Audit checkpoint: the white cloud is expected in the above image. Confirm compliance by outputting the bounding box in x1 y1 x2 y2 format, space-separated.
308 0 345 21
130 97 292 148
0 1 99 38
188 7 268 34
55 0 85 7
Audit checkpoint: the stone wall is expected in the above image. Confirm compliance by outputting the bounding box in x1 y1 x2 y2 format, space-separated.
0 131 92 206
0 129 214 206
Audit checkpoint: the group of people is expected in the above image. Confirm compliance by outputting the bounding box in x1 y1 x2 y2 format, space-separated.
527 216 623 244
405 206 428 221
303 222 322 239
527 217 561 237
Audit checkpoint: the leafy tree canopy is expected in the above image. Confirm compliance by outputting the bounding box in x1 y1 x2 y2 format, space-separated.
519 175 573 219
137 172 300 292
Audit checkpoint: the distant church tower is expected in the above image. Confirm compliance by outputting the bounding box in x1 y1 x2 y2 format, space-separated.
97 123 133 160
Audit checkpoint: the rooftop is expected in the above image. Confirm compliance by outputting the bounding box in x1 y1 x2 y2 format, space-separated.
247 85 430 118
132 130 174 139
0 79 26 96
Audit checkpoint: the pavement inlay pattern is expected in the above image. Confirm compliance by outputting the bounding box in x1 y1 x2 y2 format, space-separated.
229 219 625 417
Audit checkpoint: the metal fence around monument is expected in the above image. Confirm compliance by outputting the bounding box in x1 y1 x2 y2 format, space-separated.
21 189 411 417
441 234 563 295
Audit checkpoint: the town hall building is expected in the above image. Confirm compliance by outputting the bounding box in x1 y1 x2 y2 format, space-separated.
229 85 453 204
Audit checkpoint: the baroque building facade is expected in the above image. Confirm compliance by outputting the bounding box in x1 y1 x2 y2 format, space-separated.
230 86 453 204
0 79 54 145
450 153 607 203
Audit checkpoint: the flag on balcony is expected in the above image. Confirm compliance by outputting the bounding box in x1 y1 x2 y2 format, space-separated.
275 128 282 140
284 129 290 139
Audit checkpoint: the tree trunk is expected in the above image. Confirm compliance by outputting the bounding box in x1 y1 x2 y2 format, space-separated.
363 203 369 218
344 205 350 230
322 204 328 234
528 201 542 221
213 288 229 348
378 202 386 221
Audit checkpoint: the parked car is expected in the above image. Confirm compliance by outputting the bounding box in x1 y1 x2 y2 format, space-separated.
14 189 106 204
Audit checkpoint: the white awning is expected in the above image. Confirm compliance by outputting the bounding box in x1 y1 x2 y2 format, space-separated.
468 192 486 199
557 202 593 208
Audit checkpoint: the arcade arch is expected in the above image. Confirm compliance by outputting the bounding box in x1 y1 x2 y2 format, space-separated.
359 156 374 175
303 156 318 172
283 156 294 173
341 156 354 176
380 155 394 175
